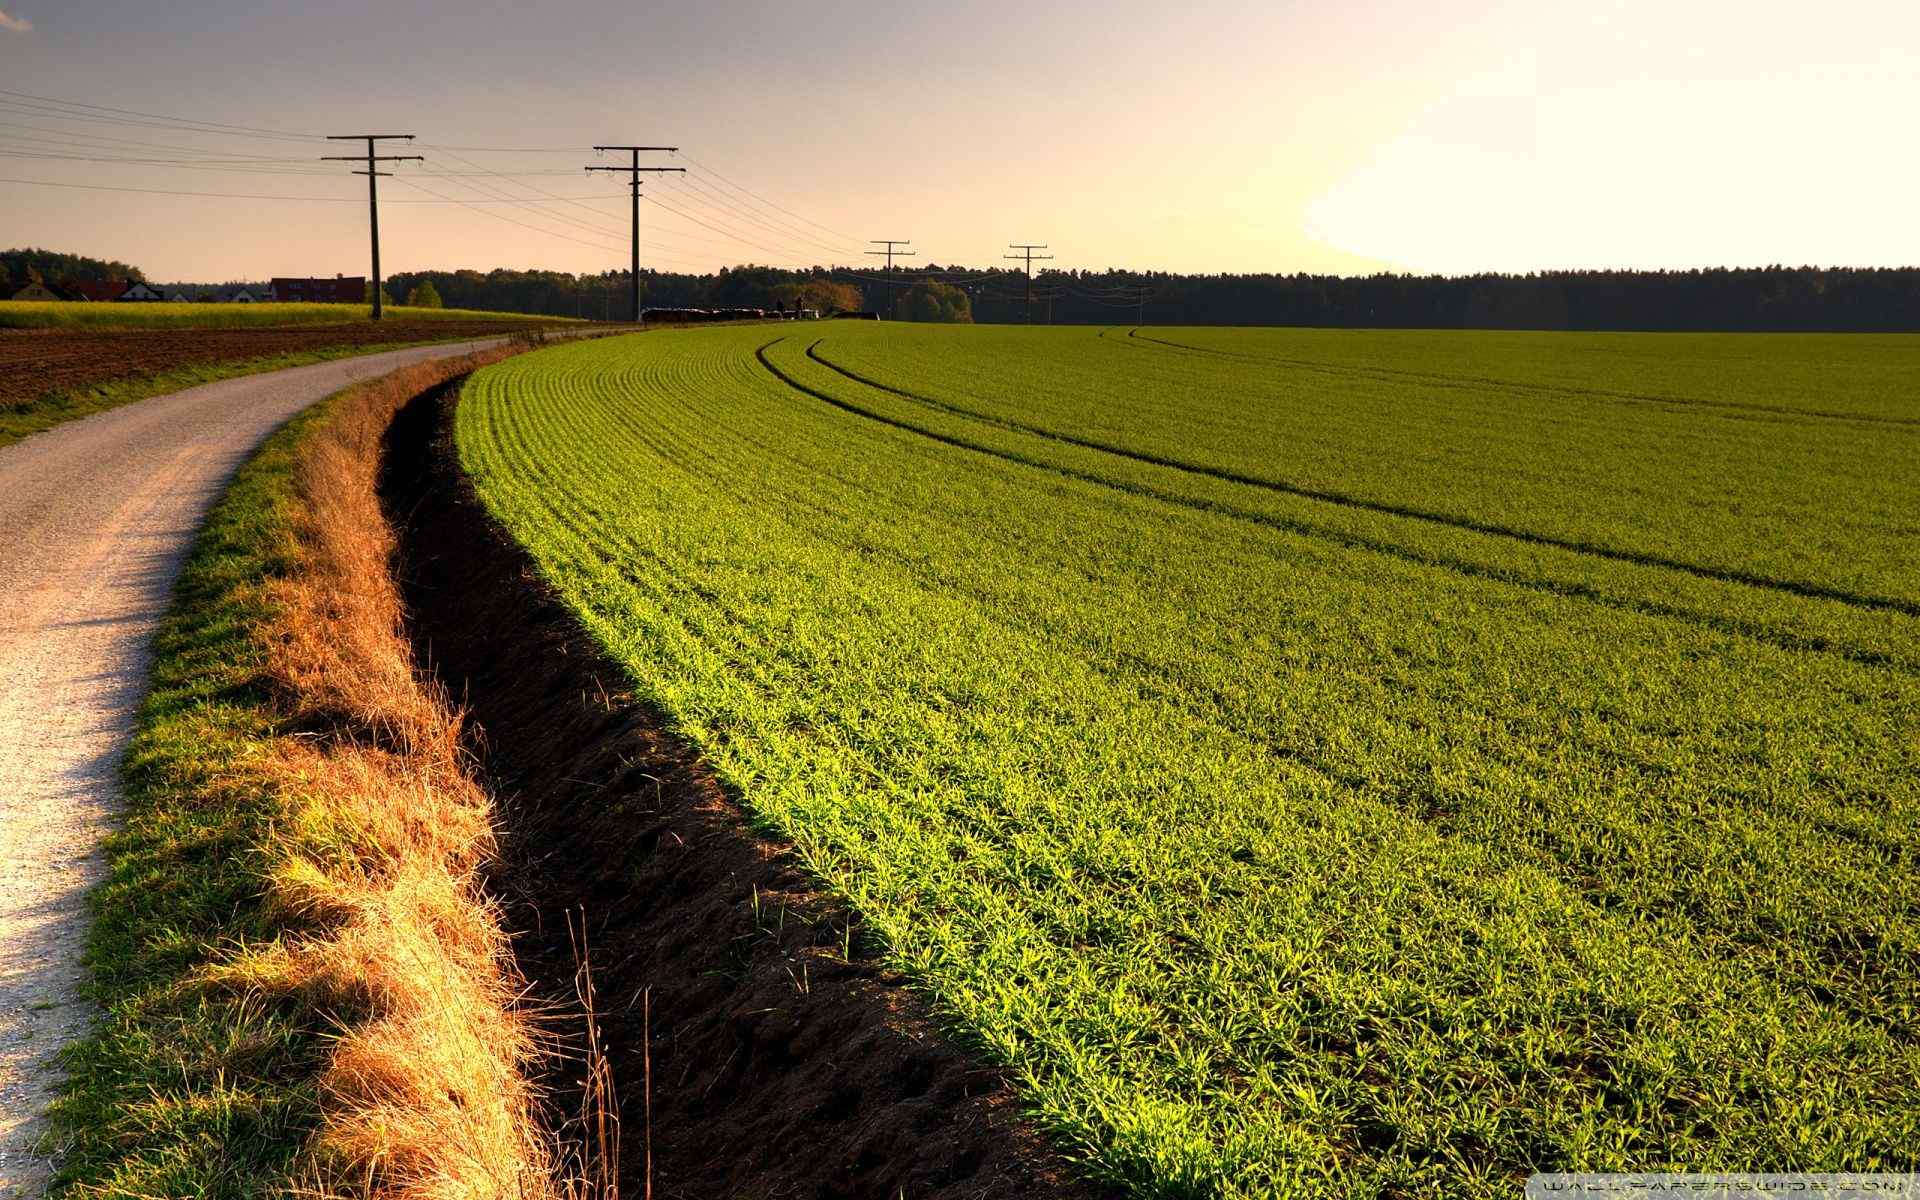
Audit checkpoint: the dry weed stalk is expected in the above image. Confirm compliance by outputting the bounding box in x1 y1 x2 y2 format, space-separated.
563 912 622 1200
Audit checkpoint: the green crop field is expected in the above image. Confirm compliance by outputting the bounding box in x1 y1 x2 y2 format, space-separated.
0 299 577 329
456 324 1920 1197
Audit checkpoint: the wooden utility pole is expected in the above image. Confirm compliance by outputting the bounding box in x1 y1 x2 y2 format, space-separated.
865 240 915 319
1004 243 1053 325
323 135 422 321
586 146 684 323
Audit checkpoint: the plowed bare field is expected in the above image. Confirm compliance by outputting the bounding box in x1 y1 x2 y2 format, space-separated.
0 319 560 407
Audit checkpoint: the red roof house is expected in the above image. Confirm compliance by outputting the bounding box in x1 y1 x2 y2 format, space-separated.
67 279 132 302
269 275 366 304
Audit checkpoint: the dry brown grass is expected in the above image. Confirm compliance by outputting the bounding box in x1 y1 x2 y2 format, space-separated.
201 349 582 1200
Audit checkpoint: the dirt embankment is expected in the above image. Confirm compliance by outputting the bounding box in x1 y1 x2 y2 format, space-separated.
379 381 1112 1200
0 320 562 409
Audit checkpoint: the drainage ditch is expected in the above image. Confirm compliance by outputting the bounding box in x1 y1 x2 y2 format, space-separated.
377 378 1108 1199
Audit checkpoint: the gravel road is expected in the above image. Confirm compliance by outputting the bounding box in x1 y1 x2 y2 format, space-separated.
0 339 513 1197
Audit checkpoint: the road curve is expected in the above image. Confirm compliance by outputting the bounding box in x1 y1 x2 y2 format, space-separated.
0 338 512 1196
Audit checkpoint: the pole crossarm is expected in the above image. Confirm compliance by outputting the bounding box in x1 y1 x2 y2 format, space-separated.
323 133 420 320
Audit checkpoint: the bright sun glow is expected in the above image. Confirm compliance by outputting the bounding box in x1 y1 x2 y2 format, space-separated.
1307 0 1920 273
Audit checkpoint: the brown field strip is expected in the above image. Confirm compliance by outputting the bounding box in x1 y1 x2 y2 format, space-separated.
0 320 561 409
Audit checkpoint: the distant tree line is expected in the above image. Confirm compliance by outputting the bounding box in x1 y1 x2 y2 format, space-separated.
928 265 1920 332
2 247 146 290
382 266 866 322
382 263 1920 331
16 248 1915 331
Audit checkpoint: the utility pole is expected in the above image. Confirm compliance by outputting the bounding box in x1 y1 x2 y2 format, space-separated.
1004 243 1053 325
1137 283 1149 326
586 146 684 323
323 135 422 321
865 240 915 319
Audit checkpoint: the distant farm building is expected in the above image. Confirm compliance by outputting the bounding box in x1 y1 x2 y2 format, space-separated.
270 275 365 304
10 281 62 301
214 286 263 303
55 279 165 302
67 279 131 302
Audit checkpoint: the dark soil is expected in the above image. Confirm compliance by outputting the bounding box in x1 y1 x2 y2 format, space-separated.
377 380 1111 1200
0 320 565 409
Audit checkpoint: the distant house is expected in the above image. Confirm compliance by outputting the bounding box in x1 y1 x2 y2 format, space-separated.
270 275 365 304
68 279 130 303
58 279 165 302
164 287 200 303
10 281 62 302
213 286 262 303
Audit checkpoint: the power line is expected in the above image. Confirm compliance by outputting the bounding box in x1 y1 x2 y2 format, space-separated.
662 169 860 259
418 163 631 243
672 150 859 244
323 134 422 320
586 145 684 322
384 174 712 270
426 145 629 233
0 87 325 141
426 150 830 266
0 111 597 177
389 176 625 251
0 176 363 202
866 240 916 319
1004 243 1055 324
0 175 630 204
415 143 582 154
3 87 871 277
643 174 854 265
401 136 869 261
0 122 329 162
386 135 866 256
643 193 812 264
0 93 324 145
0 148 338 174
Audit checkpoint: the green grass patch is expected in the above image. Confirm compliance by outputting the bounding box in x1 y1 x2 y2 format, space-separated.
41 401 336 1198
0 300 579 330
458 324 1920 1198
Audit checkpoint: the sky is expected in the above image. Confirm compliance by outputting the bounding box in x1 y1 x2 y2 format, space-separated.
0 0 1916 282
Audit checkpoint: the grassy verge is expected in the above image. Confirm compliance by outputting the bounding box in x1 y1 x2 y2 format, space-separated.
44 394 330 1195
0 338 504 450
47 350 561 1199
0 301 581 329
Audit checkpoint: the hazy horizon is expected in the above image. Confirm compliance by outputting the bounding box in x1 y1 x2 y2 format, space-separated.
2 0 1917 283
